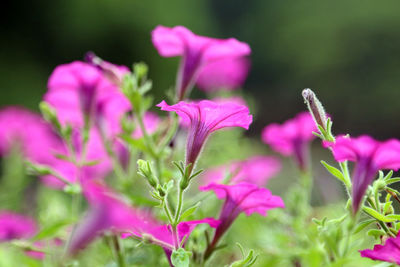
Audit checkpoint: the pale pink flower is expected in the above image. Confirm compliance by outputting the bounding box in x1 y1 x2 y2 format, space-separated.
0 211 37 241
196 57 250 92
202 156 281 186
262 112 317 170
200 182 284 258
360 233 400 264
152 25 251 100
157 100 252 169
332 135 400 212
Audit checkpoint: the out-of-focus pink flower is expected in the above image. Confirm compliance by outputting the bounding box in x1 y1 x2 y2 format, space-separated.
122 217 220 251
68 181 141 253
262 112 317 170
200 182 284 258
202 156 281 187
152 25 251 100
196 57 250 92
42 129 112 188
360 233 400 264
132 112 161 139
0 211 37 241
332 135 400 213
44 61 128 128
69 181 219 254
0 107 62 163
157 100 252 169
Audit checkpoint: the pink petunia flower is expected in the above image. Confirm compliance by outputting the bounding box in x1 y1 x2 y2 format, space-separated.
157 100 252 171
196 57 250 92
69 181 219 254
360 233 400 264
44 61 128 128
199 182 284 259
0 107 62 164
41 128 112 188
262 112 317 170
332 135 400 213
0 211 37 241
0 107 111 188
152 25 251 100
202 155 281 187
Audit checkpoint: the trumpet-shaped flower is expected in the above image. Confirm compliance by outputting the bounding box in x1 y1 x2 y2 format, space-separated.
262 112 317 170
196 57 250 92
202 156 281 186
360 233 400 264
44 61 128 128
332 135 400 212
152 25 251 99
199 182 284 258
0 211 37 241
69 181 219 254
157 100 252 169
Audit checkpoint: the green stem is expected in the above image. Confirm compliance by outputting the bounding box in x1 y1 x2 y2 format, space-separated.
163 199 174 225
339 161 352 191
112 235 126 267
174 187 184 226
158 112 179 150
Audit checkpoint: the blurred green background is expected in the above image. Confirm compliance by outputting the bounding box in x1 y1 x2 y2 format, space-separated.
2 0 400 137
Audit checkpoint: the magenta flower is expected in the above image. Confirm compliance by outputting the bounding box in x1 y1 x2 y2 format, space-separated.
157 100 252 170
0 107 62 163
199 182 284 259
44 61 128 128
0 211 37 241
68 181 142 253
262 112 317 170
202 155 281 187
360 233 400 264
152 25 251 100
69 181 219 254
122 217 220 251
196 57 250 92
332 135 400 213
44 128 112 188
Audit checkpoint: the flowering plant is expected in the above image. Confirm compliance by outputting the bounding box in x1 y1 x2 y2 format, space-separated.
0 26 399 267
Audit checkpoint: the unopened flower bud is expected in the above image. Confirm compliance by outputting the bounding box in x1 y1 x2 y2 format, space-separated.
137 160 158 188
302 88 328 131
85 51 126 86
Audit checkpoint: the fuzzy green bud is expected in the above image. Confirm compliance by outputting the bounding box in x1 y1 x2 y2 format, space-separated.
137 160 158 188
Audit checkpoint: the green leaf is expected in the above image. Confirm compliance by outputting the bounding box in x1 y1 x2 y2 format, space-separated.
34 219 74 240
354 219 375 234
120 135 151 154
171 248 191 267
363 207 396 222
367 229 385 239
385 214 400 221
180 202 201 221
385 178 400 185
320 161 347 185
